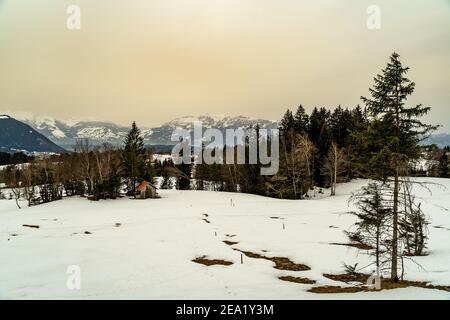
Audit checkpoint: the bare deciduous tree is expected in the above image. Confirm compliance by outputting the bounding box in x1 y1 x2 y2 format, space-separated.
322 142 347 196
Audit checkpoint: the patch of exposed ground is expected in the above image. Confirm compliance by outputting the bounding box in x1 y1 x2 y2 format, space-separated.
234 249 310 271
192 256 233 266
330 242 373 250
223 240 238 246
279 276 316 285
323 273 368 283
309 272 450 294
434 225 450 231
22 224 40 229
309 286 365 293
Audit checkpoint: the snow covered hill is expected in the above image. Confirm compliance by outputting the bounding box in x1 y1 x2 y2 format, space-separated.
1 178 449 299
0 115 66 154
1 112 278 149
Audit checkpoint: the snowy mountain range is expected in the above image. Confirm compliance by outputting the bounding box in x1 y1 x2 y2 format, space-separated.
2 111 449 152
1 113 278 150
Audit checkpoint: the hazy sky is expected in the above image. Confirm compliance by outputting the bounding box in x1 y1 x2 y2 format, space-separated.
0 0 449 130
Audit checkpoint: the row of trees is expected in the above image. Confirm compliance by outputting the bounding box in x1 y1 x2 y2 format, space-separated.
425 145 450 178
0 119 204 207
0 151 32 166
189 106 366 199
0 122 157 207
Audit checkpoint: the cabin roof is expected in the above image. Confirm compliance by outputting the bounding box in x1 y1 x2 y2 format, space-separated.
135 181 157 191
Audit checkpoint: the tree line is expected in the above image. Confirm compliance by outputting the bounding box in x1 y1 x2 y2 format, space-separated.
0 152 33 166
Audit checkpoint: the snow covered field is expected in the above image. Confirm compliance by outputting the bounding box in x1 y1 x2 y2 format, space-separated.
1 179 450 300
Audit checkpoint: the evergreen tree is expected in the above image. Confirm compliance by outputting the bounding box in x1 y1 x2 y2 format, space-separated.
308 107 331 186
329 106 355 148
122 121 146 196
437 151 449 178
105 163 122 198
348 182 392 269
175 161 193 190
159 159 172 189
294 105 310 136
359 52 437 280
280 109 295 139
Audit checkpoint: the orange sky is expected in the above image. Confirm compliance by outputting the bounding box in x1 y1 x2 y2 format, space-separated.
0 0 449 130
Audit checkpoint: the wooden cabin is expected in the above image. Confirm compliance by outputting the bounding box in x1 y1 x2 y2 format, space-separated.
134 181 158 199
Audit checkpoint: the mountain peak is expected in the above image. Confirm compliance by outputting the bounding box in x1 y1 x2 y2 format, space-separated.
0 116 66 153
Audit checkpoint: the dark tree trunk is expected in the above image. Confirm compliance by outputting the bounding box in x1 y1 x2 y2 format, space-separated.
391 170 399 281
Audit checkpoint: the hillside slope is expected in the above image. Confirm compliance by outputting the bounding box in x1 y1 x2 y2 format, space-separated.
0 115 66 153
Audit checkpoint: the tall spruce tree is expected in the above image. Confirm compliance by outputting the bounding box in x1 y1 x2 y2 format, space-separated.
280 110 295 136
359 52 437 280
294 105 310 135
308 107 331 186
122 121 146 196
175 161 193 190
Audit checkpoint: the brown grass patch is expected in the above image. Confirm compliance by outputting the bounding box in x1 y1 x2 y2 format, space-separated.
234 249 311 271
223 240 238 246
279 276 316 285
323 273 369 283
310 272 450 294
309 286 366 294
378 279 450 292
271 257 311 271
192 256 233 266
